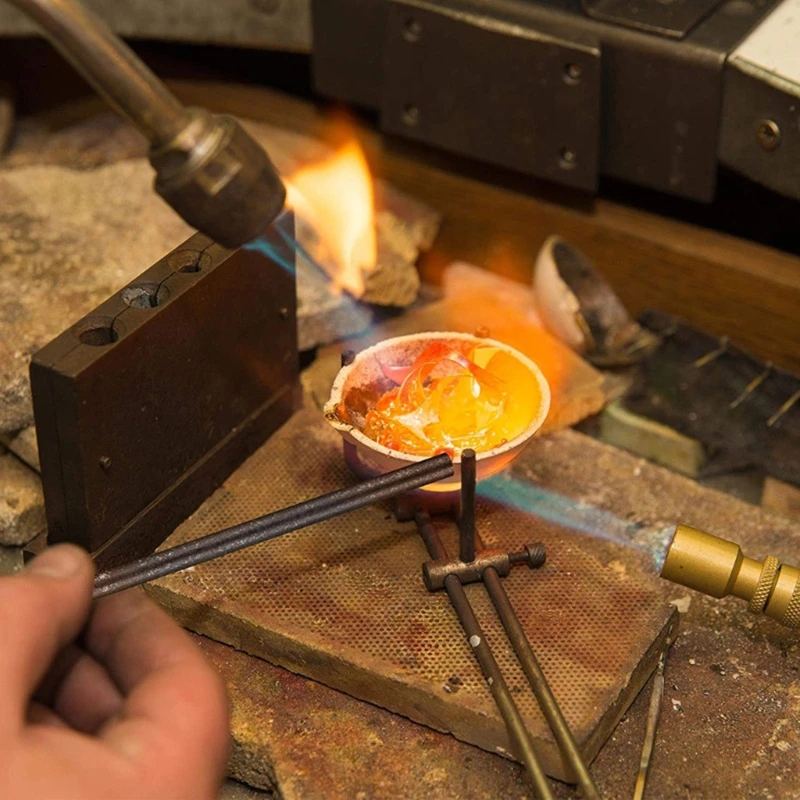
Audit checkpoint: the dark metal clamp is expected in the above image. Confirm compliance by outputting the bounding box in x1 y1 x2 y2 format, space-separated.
416 449 601 800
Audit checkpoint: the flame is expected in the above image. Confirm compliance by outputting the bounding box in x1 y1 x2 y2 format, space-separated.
285 139 377 297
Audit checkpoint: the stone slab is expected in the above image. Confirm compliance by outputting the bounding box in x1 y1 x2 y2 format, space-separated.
0 451 45 546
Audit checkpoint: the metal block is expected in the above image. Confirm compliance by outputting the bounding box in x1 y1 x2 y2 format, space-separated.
381 0 602 192
312 0 387 108
0 0 312 52
30 212 300 567
597 27 723 202
719 0 800 202
583 0 724 39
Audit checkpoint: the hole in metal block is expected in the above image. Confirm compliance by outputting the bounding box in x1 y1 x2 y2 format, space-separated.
402 104 420 127
75 316 119 346
121 282 169 309
404 17 422 42
167 249 211 273
564 63 583 85
559 147 578 170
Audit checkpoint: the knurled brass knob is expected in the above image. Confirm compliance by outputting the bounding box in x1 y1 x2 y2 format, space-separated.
661 525 800 630
748 555 780 614
782 588 800 629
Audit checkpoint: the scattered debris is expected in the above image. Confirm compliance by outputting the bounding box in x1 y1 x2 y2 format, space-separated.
670 595 692 614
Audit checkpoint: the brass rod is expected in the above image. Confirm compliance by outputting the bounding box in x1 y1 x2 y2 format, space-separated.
483 566 600 800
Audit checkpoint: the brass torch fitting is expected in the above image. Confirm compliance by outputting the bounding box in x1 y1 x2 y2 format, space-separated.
661 524 800 629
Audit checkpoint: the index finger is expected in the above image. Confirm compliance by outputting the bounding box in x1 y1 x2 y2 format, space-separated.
85 589 229 787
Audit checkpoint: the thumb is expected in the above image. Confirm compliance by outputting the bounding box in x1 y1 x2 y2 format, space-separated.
0 544 94 729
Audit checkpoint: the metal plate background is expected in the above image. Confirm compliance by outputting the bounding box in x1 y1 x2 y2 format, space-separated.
0 0 311 52
381 0 602 192
583 0 724 39
149 409 675 779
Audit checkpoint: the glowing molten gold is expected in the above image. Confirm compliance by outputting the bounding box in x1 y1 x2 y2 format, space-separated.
362 340 544 456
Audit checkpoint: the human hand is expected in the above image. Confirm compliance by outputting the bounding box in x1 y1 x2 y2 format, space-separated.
0 544 229 799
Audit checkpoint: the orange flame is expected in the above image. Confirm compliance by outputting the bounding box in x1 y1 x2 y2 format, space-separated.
285 139 377 297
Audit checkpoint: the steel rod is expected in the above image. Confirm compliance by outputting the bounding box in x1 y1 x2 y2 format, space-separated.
97 453 453 590
414 508 448 561
416 511 554 800
8 0 189 144
445 576 553 799
94 454 453 598
483 566 601 800
459 449 477 562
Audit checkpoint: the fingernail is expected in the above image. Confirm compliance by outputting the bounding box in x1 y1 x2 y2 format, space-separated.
27 545 86 579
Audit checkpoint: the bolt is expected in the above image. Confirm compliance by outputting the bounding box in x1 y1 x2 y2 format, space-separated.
279 307 289 319
99 456 112 470
510 543 546 569
756 119 781 151
402 104 420 128
564 63 583 84
559 147 578 169
403 17 422 43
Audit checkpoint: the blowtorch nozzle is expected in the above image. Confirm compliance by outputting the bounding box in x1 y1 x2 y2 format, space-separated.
661 524 800 629
149 109 286 249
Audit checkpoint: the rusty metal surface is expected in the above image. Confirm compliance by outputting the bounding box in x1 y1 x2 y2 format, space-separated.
501 430 800 798
180 422 800 799
149 408 674 781
151 413 800 798
30 219 299 565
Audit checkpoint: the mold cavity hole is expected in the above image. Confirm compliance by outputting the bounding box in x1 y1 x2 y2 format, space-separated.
121 282 168 309
76 317 118 346
167 249 210 273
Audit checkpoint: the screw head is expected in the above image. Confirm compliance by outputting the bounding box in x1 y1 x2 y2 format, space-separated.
756 119 781 151
559 147 578 170
510 543 546 568
99 456 112 470
404 17 422 43
402 104 420 128
524 543 547 568
564 63 583 84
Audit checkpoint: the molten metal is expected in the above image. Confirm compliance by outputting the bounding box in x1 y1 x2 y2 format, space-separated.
361 339 546 457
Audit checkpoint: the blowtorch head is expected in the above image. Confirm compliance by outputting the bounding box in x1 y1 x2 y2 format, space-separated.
661 524 800 629
149 109 286 249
